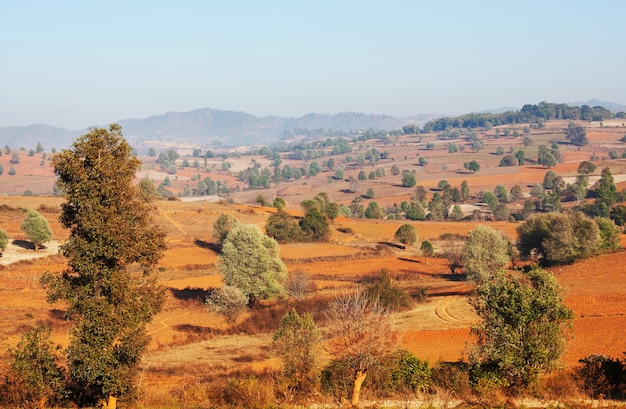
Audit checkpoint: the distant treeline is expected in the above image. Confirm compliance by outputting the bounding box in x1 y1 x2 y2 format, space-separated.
422 102 623 132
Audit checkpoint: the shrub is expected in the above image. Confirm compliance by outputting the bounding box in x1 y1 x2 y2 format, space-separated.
299 209 330 241
1 325 67 408
265 211 303 243
390 350 431 393
271 309 322 393
576 354 626 399
205 285 249 321
363 270 413 312
0 229 8 254
285 271 314 300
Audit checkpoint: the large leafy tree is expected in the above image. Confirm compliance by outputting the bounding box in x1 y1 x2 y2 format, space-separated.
565 122 588 146
462 225 510 283
20 209 54 251
219 223 287 300
394 223 418 248
516 212 601 266
469 268 573 387
42 124 166 408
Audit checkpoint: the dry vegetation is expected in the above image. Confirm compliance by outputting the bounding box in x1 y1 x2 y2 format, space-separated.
0 119 625 407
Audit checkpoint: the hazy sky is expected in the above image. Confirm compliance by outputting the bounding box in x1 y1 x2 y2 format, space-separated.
2 1 625 129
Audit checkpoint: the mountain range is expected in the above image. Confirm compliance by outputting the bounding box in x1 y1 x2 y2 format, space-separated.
1 100 624 153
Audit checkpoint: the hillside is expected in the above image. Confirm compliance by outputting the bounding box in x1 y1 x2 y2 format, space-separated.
0 108 437 153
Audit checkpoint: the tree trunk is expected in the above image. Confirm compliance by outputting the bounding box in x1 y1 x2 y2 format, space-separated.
38 396 47 409
351 369 367 407
34 243 39 252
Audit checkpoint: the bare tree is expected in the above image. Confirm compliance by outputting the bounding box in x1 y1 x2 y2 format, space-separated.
441 238 465 274
325 289 397 406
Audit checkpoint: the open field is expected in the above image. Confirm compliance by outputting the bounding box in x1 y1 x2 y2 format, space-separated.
0 119 625 405
0 195 624 404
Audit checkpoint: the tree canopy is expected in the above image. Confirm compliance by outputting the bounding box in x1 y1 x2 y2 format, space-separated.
20 210 54 251
219 223 288 300
470 267 573 387
43 124 166 407
394 224 418 248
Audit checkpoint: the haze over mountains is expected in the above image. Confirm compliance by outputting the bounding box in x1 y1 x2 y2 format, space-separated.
1 99 624 152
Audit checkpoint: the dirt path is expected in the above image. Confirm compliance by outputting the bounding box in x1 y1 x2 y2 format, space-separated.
0 240 60 265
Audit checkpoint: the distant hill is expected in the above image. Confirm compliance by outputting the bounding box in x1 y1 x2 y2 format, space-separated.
0 124 80 152
569 99 626 113
2 100 623 152
0 108 439 152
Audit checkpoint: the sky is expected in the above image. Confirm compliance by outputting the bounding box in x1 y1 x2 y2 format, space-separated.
1 1 625 129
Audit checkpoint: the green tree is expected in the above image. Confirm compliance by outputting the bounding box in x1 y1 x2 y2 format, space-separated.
0 228 8 254
10 152 20 163
8 166 16 175
405 201 426 220
499 154 517 167
595 167 618 208
42 124 166 408
147 147 156 157
462 225 510 283
418 156 428 166
219 223 287 300
212 213 241 245
565 122 588 146
594 217 621 250
357 170 367 180
515 149 525 165
365 188 375 199
273 197 286 210
266 210 302 243
469 267 573 387
494 185 509 203
138 177 159 200
20 209 54 251
402 172 416 187
390 164 401 175
460 180 471 202
271 309 322 392
36 142 44 153
420 240 434 263
450 204 464 221
464 160 480 173
299 209 331 241
365 201 384 219
326 290 398 406
538 151 557 168
7 325 66 408
394 224 418 248
510 184 524 201
517 212 601 266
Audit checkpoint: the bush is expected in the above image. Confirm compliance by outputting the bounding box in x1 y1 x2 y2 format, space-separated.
1 325 67 408
205 285 249 321
265 211 303 243
285 271 314 300
430 361 472 398
220 376 276 408
390 350 431 393
363 270 413 312
576 354 626 399
0 229 8 254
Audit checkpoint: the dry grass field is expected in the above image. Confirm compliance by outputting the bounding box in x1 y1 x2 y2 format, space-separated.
0 120 625 406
